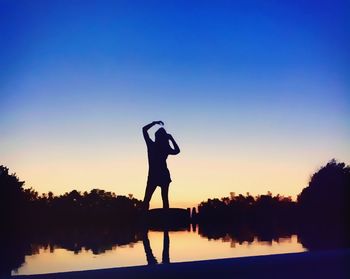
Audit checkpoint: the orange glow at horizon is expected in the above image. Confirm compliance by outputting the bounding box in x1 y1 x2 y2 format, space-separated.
4 137 348 209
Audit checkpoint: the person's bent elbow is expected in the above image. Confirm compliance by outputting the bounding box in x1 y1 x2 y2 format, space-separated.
171 148 180 155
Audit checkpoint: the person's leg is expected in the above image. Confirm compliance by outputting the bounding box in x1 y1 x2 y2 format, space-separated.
143 180 156 210
161 183 170 209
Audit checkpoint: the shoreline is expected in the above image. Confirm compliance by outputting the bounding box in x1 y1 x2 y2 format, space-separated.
11 249 350 279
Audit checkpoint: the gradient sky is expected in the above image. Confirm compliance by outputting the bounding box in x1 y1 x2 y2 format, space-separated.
1 0 349 208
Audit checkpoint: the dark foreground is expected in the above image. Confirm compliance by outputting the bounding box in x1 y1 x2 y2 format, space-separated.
11 250 350 279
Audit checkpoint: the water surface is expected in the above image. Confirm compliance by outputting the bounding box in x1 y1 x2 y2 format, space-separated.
11 227 306 275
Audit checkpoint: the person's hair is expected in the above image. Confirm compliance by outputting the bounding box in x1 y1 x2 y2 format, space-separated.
155 128 168 145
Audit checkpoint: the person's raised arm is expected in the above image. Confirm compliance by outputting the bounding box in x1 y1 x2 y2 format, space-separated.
167 134 180 155
143 121 164 143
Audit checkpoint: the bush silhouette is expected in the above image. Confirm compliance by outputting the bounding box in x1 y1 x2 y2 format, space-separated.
298 159 350 226
0 165 26 225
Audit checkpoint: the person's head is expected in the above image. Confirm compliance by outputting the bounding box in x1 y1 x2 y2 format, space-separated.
155 127 168 145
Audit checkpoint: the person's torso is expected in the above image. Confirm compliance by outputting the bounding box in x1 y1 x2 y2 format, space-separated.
147 143 168 171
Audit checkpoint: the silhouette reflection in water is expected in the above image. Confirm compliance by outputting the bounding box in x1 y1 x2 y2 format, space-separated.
142 230 170 265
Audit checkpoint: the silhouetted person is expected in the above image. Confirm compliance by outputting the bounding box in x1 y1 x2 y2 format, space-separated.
142 121 180 210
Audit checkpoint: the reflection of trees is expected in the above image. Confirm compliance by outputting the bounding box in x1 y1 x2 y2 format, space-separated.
0 230 31 277
198 223 294 247
26 226 142 255
1 226 142 276
297 224 348 251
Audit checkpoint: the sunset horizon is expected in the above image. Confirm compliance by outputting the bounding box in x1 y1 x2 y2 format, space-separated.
2 157 347 209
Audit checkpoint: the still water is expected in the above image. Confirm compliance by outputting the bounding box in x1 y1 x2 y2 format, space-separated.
11 226 306 275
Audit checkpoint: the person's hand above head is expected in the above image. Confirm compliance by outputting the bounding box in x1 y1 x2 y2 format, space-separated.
153 121 164 126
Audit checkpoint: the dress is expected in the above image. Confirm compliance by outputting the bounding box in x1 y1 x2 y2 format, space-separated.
146 141 172 187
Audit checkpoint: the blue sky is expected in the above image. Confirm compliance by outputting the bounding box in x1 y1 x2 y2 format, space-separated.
1 0 349 207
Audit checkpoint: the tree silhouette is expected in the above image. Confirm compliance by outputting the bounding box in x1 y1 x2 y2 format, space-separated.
298 159 350 226
1 159 349 232
197 192 296 226
0 165 26 226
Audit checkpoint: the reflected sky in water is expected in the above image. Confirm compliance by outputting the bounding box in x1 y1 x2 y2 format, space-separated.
12 228 306 275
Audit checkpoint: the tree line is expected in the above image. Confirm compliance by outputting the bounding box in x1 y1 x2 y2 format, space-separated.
196 160 349 230
1 159 349 229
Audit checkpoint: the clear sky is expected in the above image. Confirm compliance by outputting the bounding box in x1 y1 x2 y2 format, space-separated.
1 0 349 208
